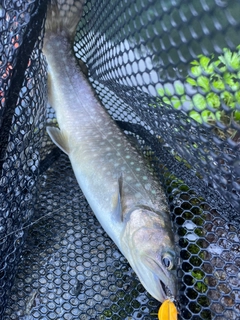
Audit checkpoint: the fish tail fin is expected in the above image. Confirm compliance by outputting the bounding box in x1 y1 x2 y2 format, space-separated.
45 0 85 40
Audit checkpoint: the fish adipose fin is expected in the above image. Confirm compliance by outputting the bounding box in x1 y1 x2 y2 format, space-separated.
47 126 70 155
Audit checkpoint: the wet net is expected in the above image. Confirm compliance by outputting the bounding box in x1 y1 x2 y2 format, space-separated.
1 0 240 319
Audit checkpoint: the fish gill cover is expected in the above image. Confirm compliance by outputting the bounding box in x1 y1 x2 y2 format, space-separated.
0 0 240 319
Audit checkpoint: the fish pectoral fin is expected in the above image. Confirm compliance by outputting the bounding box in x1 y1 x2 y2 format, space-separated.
47 126 70 155
118 174 124 222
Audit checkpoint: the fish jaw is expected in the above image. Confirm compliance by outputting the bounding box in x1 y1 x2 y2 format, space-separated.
121 208 177 302
143 253 177 301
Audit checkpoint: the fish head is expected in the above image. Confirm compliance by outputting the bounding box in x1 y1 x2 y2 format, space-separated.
121 207 177 302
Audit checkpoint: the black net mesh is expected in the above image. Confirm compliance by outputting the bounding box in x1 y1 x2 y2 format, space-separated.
1 0 240 319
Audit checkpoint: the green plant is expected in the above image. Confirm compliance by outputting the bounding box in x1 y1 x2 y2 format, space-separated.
157 45 240 139
191 269 208 293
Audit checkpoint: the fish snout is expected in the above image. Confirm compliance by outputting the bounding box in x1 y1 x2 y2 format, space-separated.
144 255 177 302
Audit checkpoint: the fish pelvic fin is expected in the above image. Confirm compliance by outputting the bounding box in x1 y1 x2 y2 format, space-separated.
45 0 85 40
47 126 70 155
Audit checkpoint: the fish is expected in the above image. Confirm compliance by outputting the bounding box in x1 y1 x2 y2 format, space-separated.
43 0 177 302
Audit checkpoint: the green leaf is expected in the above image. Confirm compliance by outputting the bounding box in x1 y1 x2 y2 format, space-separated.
234 91 240 103
164 87 172 97
199 55 214 74
215 111 222 121
211 76 225 91
219 48 240 70
221 91 235 108
174 81 185 95
223 73 239 91
162 96 171 105
201 110 215 123
186 78 197 87
157 88 165 97
186 77 197 86
192 270 204 280
191 60 200 66
234 110 240 121
193 94 207 110
213 59 222 70
197 76 210 92
170 96 182 109
189 110 202 123
191 65 202 77
206 92 220 108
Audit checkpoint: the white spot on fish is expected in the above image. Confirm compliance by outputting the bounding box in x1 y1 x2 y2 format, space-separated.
145 183 151 190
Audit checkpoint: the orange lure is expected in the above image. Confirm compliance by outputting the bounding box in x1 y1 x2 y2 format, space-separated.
158 299 178 320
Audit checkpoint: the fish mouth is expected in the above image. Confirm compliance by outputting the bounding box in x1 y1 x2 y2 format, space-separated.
159 279 174 299
156 275 172 301
146 257 176 301
160 279 167 297
135 255 176 302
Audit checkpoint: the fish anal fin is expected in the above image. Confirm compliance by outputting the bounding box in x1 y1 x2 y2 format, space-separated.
47 126 70 155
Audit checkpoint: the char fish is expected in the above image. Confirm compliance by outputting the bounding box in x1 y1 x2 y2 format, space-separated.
43 0 177 302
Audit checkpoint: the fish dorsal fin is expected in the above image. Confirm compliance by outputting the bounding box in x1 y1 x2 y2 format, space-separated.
47 126 70 155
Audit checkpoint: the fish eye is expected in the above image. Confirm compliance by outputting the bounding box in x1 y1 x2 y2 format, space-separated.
162 253 174 270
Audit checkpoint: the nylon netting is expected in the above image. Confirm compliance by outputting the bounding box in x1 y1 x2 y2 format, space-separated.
1 0 240 319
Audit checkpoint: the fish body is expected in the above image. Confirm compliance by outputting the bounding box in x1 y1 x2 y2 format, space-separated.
43 0 177 302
